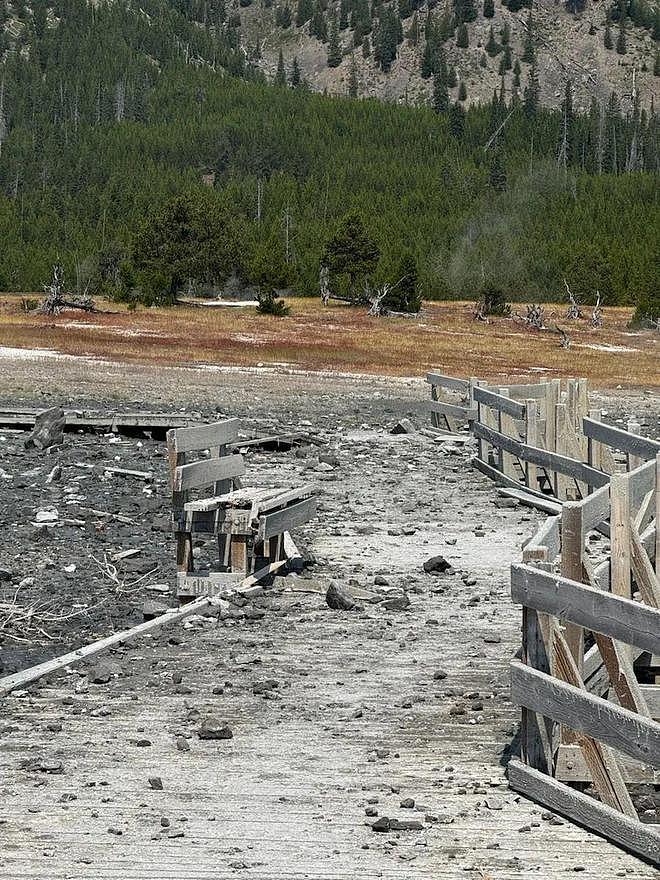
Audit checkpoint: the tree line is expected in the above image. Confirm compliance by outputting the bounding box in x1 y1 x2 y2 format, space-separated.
0 0 658 321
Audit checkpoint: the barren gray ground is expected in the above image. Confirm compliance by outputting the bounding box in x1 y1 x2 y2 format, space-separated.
0 352 658 879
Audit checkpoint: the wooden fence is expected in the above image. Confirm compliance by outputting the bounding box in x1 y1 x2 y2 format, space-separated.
426 371 660 863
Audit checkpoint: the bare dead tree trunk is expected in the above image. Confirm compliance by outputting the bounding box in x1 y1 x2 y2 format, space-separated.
563 278 583 319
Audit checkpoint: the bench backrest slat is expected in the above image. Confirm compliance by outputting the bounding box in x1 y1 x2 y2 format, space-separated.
168 419 240 455
173 453 246 493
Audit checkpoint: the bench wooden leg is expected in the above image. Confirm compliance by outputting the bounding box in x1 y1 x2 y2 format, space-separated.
175 531 193 574
230 535 249 576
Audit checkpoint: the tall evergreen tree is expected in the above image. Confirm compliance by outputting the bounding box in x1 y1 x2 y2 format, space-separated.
458 80 467 100
327 16 342 66
448 101 465 138
310 0 328 39
523 62 540 116
296 0 314 25
348 53 359 96
275 49 287 85
604 15 613 49
456 22 469 47
521 12 535 62
483 0 495 18
290 55 302 86
453 0 477 24
616 1 627 54
486 25 500 56
489 148 507 191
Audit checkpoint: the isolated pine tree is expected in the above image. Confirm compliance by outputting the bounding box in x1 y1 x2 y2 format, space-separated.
616 4 626 54
456 22 469 47
654 50 660 77
339 0 349 29
348 54 359 96
500 22 510 45
362 35 371 56
604 17 613 49
458 80 467 100
447 65 458 87
513 58 521 87
275 49 287 85
523 62 540 116
486 25 500 56
327 17 342 66
310 0 327 40
290 56 302 86
499 44 512 72
483 0 494 18
521 12 535 62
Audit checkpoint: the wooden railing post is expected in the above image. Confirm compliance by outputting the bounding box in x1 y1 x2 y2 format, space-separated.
525 399 538 491
560 502 584 677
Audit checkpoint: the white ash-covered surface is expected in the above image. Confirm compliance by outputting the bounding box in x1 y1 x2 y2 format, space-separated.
0 361 658 878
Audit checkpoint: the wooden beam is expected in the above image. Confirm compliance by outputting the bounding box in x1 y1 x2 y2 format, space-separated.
258 497 317 541
174 454 246 492
429 400 477 421
630 520 660 609
425 372 469 392
472 422 609 489
167 419 241 455
510 660 660 767
582 417 660 461
511 563 660 656
0 561 287 698
556 745 660 783
537 615 635 815
507 760 660 865
473 386 526 419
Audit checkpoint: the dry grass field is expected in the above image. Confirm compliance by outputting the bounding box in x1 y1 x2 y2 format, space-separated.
0 296 657 388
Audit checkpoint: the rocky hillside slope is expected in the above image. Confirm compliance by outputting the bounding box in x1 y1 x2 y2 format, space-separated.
240 0 660 111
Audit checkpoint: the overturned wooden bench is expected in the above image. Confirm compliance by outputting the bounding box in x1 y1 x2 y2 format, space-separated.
167 419 316 600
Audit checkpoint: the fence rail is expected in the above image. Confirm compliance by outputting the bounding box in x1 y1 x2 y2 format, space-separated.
426 370 660 863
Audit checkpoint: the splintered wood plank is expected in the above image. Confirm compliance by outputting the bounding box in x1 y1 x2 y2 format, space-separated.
0 561 287 698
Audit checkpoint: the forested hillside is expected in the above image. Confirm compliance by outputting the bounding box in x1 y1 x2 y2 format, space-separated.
0 0 658 313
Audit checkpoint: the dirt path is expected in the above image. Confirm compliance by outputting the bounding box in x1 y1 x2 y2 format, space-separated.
0 358 657 878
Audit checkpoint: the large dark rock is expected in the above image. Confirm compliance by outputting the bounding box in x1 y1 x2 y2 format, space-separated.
198 718 233 740
25 407 65 450
326 581 360 611
423 555 452 574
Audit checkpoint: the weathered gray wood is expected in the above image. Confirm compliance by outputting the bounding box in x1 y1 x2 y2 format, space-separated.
523 515 561 562
473 386 526 419
473 422 609 488
0 561 287 698
168 419 241 455
429 400 477 421
582 417 660 461
425 372 469 392
555 745 660 783
507 759 660 864
499 488 562 515
258 497 317 541
511 563 660 655
174 453 246 492
578 483 610 533
510 660 660 767
486 381 550 399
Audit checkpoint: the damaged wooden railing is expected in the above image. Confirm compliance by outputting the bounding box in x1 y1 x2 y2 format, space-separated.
508 453 660 863
426 371 659 503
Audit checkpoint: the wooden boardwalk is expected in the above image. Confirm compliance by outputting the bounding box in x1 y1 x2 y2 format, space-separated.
1 430 657 879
